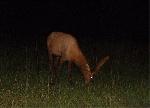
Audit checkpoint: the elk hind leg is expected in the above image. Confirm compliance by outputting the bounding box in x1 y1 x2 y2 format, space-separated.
48 53 54 84
55 55 62 83
51 54 62 83
68 61 73 84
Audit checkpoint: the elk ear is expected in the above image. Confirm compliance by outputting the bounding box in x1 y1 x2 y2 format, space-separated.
93 56 109 75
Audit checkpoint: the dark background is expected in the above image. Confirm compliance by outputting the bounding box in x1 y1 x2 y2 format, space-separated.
0 1 148 48
0 1 149 106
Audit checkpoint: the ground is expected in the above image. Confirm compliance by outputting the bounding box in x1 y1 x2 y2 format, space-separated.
0 36 149 107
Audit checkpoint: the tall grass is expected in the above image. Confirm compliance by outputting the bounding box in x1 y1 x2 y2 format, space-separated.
0 38 149 107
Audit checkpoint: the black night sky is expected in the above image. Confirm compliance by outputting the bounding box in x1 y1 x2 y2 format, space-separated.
0 1 148 47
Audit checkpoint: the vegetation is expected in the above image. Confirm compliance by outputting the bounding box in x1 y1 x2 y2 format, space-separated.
0 37 149 107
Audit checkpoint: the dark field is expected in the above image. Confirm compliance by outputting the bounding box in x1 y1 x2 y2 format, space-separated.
0 36 149 107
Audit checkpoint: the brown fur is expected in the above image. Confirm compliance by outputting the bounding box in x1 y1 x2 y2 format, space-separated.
47 32 109 85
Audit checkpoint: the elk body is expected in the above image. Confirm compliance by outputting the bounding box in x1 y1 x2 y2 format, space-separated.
47 32 109 85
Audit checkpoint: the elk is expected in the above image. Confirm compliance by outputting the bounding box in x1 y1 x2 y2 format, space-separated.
47 32 109 85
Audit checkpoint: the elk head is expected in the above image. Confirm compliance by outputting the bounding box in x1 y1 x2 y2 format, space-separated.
81 56 110 85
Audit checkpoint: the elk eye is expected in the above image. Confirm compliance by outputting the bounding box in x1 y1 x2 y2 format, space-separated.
90 76 93 79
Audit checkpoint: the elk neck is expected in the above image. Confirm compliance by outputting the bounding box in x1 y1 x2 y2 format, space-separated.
73 50 92 82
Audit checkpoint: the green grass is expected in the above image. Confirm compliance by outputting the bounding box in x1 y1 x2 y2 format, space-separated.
0 40 149 108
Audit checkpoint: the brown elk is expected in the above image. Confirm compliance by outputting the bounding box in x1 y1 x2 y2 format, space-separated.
47 32 109 85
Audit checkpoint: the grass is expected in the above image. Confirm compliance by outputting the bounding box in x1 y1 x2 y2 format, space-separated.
0 38 149 108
